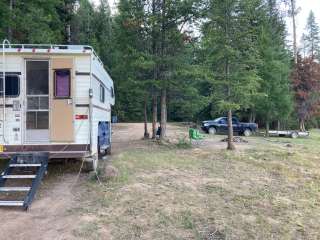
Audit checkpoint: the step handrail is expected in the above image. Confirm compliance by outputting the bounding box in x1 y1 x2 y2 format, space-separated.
1 39 10 143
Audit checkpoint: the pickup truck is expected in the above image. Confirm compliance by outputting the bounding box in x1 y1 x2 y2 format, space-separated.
201 117 258 136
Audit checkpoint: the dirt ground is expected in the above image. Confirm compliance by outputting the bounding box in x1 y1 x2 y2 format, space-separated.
0 123 319 239
0 123 156 240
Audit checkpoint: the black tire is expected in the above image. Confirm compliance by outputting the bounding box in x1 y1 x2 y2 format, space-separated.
208 127 216 135
97 136 102 159
106 144 112 155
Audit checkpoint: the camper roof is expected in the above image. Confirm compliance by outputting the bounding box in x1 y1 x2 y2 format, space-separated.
1 43 104 67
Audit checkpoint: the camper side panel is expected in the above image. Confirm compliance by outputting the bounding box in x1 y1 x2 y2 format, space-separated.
0 55 24 145
74 56 91 145
90 55 114 154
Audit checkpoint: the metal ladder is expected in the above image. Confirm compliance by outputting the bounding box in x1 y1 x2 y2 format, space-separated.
1 39 11 143
0 152 49 210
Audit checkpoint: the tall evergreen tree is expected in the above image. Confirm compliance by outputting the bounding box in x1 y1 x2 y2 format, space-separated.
255 0 293 135
202 0 261 150
303 11 320 59
111 0 153 128
71 0 97 45
0 1 10 40
10 0 65 43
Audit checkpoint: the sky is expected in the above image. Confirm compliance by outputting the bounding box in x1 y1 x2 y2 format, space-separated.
92 0 320 47
285 0 320 46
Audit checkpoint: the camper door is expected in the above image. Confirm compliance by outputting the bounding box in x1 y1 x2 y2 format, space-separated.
25 60 49 142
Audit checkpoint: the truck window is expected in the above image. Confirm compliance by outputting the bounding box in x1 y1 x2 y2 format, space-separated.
54 69 71 98
0 74 20 97
219 118 227 124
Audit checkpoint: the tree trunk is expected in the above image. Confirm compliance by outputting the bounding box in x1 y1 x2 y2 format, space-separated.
227 109 235 150
143 96 149 139
277 120 281 131
290 0 298 64
152 94 157 139
8 0 13 41
151 0 157 139
249 110 256 123
265 120 270 137
160 88 167 139
159 0 167 140
299 119 306 132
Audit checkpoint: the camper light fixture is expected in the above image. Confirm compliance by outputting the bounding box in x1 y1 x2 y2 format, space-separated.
75 114 88 120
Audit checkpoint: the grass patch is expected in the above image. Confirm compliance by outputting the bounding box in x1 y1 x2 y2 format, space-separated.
73 222 100 240
176 136 192 149
70 127 320 239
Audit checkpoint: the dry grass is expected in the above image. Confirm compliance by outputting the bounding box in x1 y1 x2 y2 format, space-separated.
0 124 319 239
68 128 320 240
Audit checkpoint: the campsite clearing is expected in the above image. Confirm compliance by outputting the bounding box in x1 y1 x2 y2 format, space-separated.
0 123 320 239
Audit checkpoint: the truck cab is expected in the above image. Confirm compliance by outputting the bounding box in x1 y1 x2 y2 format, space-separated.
202 117 258 136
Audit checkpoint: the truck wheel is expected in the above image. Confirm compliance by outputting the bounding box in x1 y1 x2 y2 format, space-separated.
291 132 298 139
208 127 216 135
97 137 102 159
243 129 252 137
106 144 112 155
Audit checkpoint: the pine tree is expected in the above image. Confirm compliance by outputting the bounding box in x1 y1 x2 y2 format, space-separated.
111 0 153 129
255 0 293 135
0 1 10 40
92 0 113 66
303 10 320 59
9 0 65 43
202 0 261 150
71 0 97 45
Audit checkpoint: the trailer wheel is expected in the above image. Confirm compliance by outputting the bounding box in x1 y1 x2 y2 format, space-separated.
291 132 298 139
243 129 252 137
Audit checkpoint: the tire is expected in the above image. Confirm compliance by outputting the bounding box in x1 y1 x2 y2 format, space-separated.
97 136 102 159
208 127 216 135
243 129 252 137
105 144 111 155
291 132 298 139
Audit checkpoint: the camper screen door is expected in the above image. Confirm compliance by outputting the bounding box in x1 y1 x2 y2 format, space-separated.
54 69 71 98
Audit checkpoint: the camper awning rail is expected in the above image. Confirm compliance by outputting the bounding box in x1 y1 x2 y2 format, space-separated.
0 44 104 67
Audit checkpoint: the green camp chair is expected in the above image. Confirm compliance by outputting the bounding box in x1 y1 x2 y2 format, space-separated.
189 128 204 140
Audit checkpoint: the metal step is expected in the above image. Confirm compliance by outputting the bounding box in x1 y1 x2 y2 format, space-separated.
10 164 41 167
0 187 31 192
0 152 49 209
2 175 36 179
0 201 24 206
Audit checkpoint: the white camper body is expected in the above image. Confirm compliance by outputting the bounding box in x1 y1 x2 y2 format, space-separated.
0 42 114 168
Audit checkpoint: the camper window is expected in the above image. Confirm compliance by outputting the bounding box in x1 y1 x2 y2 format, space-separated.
100 84 105 103
54 69 71 98
0 75 20 97
111 87 114 98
